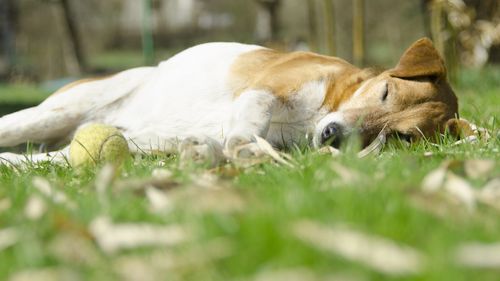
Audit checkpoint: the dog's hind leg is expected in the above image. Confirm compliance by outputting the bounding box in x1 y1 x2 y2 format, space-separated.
0 105 83 147
0 67 156 148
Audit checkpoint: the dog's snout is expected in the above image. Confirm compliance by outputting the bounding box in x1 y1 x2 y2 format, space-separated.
321 123 343 148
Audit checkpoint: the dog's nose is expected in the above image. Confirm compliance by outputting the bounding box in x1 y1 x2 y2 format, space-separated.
321 122 343 148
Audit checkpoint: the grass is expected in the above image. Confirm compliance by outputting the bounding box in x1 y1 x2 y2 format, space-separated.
0 66 499 280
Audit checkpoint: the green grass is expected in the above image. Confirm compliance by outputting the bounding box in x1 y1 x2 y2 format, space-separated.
0 83 50 105
0 67 499 280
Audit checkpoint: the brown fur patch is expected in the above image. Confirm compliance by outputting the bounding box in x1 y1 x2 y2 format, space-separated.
229 48 360 104
323 68 380 111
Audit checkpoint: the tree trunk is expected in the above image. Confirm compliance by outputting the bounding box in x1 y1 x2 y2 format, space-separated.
60 0 86 72
352 0 365 66
254 0 281 43
322 0 336 56
0 0 17 77
306 0 318 52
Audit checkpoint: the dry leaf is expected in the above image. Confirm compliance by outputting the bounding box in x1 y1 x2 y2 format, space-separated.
8 268 80 281
49 233 100 266
443 173 476 210
171 187 246 214
89 216 187 254
455 242 500 268
114 176 179 194
32 177 76 209
293 220 423 276
421 167 447 193
151 168 173 181
146 187 172 213
317 146 341 157
254 135 295 167
357 130 386 158
464 159 495 179
253 268 361 281
0 198 11 213
0 228 18 251
476 178 500 210
95 164 115 195
24 195 47 220
453 135 478 145
330 163 363 184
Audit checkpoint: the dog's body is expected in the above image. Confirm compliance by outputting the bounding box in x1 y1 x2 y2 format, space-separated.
0 38 460 165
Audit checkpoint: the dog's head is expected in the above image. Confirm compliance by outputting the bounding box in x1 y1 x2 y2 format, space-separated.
315 38 462 148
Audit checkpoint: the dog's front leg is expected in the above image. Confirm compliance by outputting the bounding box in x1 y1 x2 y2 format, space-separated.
225 89 277 150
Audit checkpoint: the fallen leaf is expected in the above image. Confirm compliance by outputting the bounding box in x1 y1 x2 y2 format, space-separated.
32 177 76 209
8 268 80 281
151 168 173 181
49 233 100 266
464 159 495 179
421 167 447 193
330 163 363 184
0 228 18 251
317 146 341 157
357 130 386 158
24 195 47 220
253 268 361 281
455 242 500 268
171 186 246 214
146 187 172 213
0 198 11 213
254 135 295 167
89 216 187 254
476 178 500 210
293 220 423 276
443 173 476 210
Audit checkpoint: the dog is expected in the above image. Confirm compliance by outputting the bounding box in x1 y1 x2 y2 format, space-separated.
0 38 469 165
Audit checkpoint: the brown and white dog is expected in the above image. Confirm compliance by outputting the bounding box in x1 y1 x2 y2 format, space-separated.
0 38 467 165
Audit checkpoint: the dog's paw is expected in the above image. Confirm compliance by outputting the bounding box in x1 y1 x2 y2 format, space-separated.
178 137 225 167
230 142 266 159
224 134 254 151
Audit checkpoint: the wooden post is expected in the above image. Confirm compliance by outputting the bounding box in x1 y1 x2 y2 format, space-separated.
322 0 336 56
142 0 155 65
60 0 86 72
352 0 365 66
306 0 318 52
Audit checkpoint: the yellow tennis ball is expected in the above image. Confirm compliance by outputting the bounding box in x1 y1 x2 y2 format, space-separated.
69 123 130 167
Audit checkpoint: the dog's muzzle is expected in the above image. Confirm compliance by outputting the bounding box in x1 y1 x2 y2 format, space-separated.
320 122 343 148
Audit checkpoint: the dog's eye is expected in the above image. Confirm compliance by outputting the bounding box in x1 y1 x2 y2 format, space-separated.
381 84 389 102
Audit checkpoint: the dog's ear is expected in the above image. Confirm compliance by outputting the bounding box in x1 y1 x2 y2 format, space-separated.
444 118 474 139
390 38 446 80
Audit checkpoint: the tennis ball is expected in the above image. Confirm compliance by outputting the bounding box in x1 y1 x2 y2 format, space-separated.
69 123 130 167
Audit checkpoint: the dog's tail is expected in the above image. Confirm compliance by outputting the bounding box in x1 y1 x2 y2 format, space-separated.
0 67 155 147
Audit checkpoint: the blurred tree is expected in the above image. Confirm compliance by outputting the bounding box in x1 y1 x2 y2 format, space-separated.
0 0 17 78
352 0 364 66
254 0 281 43
142 0 155 65
306 0 318 51
60 0 87 72
321 0 336 56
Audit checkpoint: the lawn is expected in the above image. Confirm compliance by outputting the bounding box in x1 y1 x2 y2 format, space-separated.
0 66 498 281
